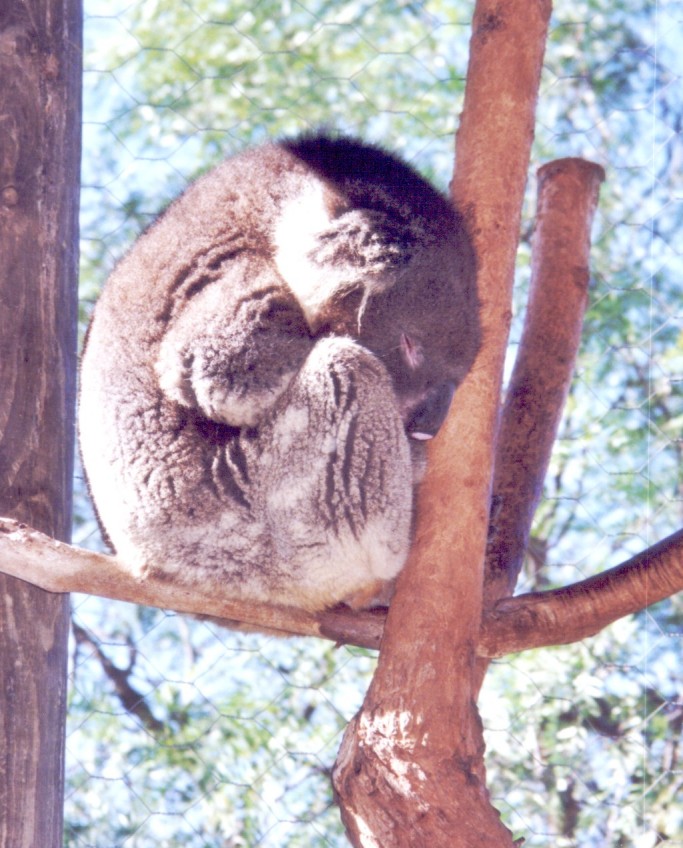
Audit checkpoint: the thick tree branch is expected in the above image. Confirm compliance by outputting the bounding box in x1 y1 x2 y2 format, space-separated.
479 528 683 657
333 0 552 844
0 517 385 646
471 157 607 702
0 3 81 845
485 158 606 604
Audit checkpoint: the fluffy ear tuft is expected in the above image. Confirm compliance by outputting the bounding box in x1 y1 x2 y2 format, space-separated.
274 181 345 324
274 180 405 328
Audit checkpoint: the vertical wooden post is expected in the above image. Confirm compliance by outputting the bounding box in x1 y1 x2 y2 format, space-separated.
0 2 82 846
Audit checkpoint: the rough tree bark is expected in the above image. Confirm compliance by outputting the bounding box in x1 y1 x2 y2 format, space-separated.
332 0 552 844
0 2 81 847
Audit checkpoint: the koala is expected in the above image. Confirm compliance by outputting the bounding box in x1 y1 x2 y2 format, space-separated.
79 134 479 615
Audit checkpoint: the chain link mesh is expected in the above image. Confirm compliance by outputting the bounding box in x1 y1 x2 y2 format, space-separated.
70 1 683 845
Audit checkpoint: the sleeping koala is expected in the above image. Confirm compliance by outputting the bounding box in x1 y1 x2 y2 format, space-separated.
79 134 479 614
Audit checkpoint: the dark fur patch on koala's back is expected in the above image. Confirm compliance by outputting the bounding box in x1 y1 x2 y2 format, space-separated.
281 134 457 224
190 412 241 446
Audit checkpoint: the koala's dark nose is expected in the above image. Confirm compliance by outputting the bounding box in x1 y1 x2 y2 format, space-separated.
405 381 456 441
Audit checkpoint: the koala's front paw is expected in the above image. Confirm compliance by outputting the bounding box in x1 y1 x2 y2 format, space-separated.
156 281 313 427
157 337 302 428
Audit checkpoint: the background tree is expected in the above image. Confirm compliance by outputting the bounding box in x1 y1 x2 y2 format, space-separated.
0 3 81 847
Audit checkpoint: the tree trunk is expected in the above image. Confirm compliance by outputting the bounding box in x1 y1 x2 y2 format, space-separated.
333 0 551 844
0 2 82 846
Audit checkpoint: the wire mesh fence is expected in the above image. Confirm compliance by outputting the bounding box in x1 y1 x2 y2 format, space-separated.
70 0 683 845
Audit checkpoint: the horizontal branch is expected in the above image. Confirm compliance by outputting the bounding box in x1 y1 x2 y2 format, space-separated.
1 517 681 655
0 517 382 648
479 528 683 657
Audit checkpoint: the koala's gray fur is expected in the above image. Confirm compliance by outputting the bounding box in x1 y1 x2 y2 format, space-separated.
79 134 479 613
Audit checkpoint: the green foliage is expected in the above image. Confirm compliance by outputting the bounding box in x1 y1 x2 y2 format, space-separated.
72 0 683 844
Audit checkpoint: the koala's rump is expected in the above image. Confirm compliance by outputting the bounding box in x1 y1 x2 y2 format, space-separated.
80 312 413 611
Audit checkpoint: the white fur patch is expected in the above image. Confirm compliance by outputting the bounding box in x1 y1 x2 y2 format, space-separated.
269 403 310 452
273 183 343 324
286 520 409 611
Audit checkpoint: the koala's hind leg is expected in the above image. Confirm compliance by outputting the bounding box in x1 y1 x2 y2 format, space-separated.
257 336 413 612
